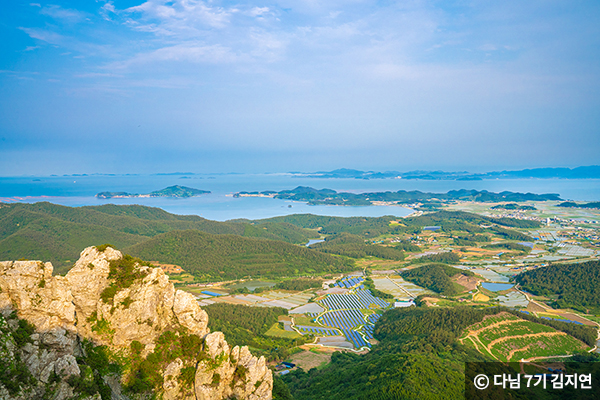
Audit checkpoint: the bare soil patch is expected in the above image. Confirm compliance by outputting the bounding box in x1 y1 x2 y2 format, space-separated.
453 274 480 291
290 351 332 370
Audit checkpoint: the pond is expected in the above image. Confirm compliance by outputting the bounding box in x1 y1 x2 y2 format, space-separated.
305 238 325 247
481 282 514 292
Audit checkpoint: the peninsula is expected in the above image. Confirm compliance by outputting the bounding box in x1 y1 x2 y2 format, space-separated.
234 186 562 206
96 185 210 199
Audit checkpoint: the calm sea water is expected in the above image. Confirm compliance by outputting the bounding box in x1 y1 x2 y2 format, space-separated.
1 174 599 221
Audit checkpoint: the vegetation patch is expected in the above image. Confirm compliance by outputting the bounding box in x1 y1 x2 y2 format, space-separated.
100 254 151 305
274 279 323 291
125 230 354 281
461 313 589 361
402 264 473 296
412 252 461 265
87 312 115 338
125 329 206 396
310 233 406 260
95 244 114 252
203 303 310 361
515 260 600 314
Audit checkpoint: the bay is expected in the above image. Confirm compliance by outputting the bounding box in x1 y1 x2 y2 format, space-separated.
1 174 599 221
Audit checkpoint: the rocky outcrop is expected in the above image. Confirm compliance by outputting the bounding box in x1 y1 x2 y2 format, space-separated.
0 246 273 400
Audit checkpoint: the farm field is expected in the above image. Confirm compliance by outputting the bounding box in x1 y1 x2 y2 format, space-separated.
371 274 432 298
460 312 589 361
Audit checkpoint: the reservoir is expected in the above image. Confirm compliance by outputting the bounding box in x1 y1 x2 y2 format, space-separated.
481 282 514 292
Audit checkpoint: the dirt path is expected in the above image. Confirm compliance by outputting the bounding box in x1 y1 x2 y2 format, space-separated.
466 317 520 336
507 344 534 361
486 331 566 353
524 354 574 363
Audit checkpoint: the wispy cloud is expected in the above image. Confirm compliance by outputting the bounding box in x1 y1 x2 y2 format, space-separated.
39 5 86 23
108 43 241 70
126 0 236 32
19 27 65 45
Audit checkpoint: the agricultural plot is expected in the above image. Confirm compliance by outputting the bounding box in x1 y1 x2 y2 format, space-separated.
556 243 596 257
494 333 586 361
477 321 556 345
467 267 510 282
371 275 432 298
496 291 529 307
461 312 588 362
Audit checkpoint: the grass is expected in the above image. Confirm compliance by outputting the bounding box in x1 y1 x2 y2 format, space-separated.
264 323 303 339
293 316 318 326
477 321 556 346
495 334 586 361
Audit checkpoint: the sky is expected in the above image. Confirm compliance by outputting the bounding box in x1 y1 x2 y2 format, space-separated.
1 0 599 175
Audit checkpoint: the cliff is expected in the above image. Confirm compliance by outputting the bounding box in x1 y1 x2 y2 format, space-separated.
0 246 272 400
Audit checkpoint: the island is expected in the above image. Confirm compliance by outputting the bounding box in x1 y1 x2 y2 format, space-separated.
96 185 210 199
290 165 600 180
233 186 561 206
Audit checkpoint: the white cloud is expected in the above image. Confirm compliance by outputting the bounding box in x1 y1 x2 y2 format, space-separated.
19 27 65 45
39 5 85 23
247 7 271 18
108 43 241 70
126 0 235 31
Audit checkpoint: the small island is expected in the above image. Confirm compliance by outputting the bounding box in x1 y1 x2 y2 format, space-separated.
490 203 537 211
96 185 210 199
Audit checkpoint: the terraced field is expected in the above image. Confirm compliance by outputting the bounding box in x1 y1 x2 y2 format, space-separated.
460 312 589 361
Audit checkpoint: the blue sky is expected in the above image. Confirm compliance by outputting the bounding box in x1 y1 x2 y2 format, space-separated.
1 0 599 174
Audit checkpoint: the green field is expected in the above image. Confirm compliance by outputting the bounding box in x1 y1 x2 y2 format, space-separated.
265 323 303 339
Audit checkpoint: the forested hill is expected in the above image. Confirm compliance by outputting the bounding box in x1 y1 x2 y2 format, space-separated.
515 260 600 313
0 202 317 273
282 307 495 400
402 264 472 296
257 210 539 238
282 306 598 400
125 230 354 281
96 185 210 199
236 186 560 206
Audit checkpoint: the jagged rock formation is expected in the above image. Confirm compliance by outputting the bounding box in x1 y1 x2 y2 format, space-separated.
0 246 272 400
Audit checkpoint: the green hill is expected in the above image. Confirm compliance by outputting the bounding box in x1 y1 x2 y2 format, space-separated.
402 264 473 296
282 306 597 400
256 211 538 238
515 260 600 313
96 185 211 198
0 202 317 273
125 230 354 281
309 233 406 260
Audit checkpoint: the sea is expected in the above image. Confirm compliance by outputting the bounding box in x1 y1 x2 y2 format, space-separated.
1 174 599 221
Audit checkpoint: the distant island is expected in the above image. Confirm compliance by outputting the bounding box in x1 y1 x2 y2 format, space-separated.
289 165 600 180
490 203 537 211
234 186 561 206
96 185 210 199
557 201 600 209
